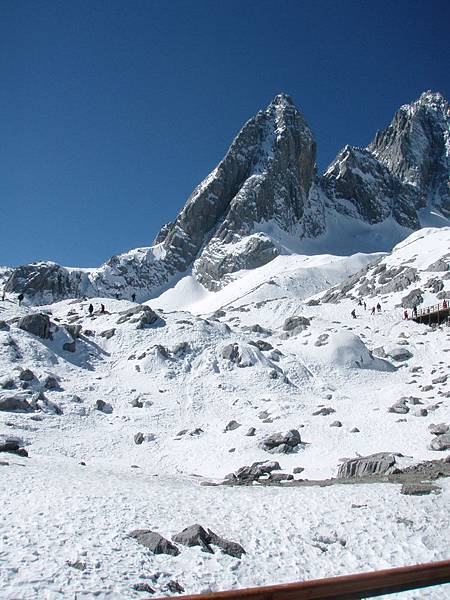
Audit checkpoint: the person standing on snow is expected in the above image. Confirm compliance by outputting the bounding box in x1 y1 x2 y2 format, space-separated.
403 309 409 320
131 292 136 302
351 309 357 319
371 306 376 315
88 303 94 317
18 293 24 306
376 303 381 312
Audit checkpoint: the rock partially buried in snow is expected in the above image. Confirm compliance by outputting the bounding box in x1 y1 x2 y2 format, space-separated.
172 524 246 558
134 432 144 445
430 433 450 451
385 346 413 361
261 429 301 453
282 316 310 333
226 460 281 484
0 393 34 413
128 530 180 556
337 453 400 479
95 400 113 414
18 368 35 382
388 400 410 414
63 341 76 353
117 304 158 327
224 420 241 432
401 483 440 496
100 328 115 339
18 313 51 339
313 407 335 416
429 423 449 436
172 524 213 553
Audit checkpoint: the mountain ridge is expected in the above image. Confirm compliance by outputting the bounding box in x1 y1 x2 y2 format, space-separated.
5 91 450 304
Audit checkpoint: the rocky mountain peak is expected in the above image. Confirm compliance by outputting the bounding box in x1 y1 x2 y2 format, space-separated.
367 92 450 216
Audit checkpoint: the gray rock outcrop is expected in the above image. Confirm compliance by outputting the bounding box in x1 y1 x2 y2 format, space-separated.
337 452 399 479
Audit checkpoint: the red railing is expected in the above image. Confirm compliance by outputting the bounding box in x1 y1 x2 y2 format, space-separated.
168 560 450 600
415 302 448 318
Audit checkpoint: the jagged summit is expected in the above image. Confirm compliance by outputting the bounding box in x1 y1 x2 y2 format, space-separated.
5 91 450 304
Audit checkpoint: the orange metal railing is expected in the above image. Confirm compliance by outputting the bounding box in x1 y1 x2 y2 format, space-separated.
168 559 450 600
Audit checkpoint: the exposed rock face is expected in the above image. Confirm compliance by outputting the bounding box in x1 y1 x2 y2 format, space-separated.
321 146 419 228
368 91 450 218
5 91 450 304
337 452 399 479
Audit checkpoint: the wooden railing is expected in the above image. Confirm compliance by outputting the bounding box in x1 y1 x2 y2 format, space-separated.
169 559 450 600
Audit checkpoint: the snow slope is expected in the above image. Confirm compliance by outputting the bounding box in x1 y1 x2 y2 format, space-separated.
1 228 449 599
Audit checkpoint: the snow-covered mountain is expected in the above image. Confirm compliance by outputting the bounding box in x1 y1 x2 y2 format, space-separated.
4 92 450 304
1 227 449 598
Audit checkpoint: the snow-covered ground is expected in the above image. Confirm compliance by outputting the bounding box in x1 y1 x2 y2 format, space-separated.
1 228 449 599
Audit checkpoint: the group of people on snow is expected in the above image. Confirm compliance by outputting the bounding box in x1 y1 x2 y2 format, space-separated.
352 301 381 319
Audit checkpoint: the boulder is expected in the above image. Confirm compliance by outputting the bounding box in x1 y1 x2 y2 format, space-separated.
330 420 342 427
313 407 336 416
386 346 413 361
388 401 410 414
268 472 294 482
224 420 241 432
134 432 144 445
165 581 185 594
293 466 305 474
248 339 273 351
245 427 256 436
428 423 449 436
261 429 301 453
283 316 310 332
172 524 246 558
228 460 281 483
43 375 61 390
0 393 34 412
100 328 116 339
63 341 76 353
0 321 9 331
401 483 440 496
414 408 428 417
18 368 35 382
337 453 399 479
207 529 246 558
221 343 240 363
64 324 82 339
18 313 51 339
132 583 155 593
130 398 144 408
117 305 158 326
172 524 213 553
128 530 180 556
95 400 113 414
430 433 450 451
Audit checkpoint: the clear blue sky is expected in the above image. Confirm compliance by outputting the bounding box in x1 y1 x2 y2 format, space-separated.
1 0 449 267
